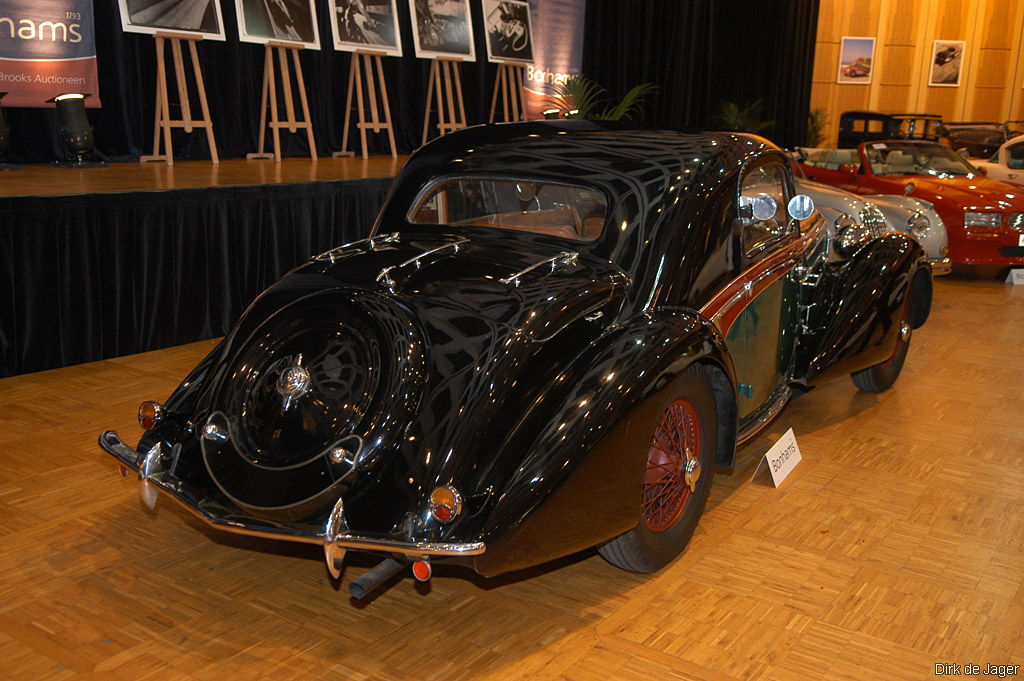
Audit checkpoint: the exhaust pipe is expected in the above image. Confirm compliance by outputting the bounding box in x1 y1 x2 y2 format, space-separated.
348 558 406 599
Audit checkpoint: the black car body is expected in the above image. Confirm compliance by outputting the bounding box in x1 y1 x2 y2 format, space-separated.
101 121 931 595
942 121 1024 159
838 110 943 148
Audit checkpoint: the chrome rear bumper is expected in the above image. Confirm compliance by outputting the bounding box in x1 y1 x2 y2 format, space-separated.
99 431 486 574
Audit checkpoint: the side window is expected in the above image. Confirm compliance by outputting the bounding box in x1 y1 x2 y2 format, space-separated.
1007 143 1024 170
738 162 792 262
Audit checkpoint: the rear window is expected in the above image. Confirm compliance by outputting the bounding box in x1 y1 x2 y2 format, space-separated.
408 177 607 241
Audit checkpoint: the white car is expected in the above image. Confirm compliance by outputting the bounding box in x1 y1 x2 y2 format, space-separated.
795 178 951 275
972 136 1024 185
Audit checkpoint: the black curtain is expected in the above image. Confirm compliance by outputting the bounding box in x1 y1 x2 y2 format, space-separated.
2 1 503 163
583 0 820 149
0 178 391 377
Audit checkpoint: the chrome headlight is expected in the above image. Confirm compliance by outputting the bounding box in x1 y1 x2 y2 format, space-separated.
965 211 1003 227
834 214 874 257
907 212 930 240
1008 211 1024 228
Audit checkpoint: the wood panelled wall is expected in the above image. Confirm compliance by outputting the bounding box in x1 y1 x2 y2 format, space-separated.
811 0 1024 145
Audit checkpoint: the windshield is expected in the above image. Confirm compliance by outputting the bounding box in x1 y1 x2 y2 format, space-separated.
864 142 979 177
407 177 607 241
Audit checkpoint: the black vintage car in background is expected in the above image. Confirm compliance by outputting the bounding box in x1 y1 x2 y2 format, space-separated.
101 121 931 598
837 110 943 148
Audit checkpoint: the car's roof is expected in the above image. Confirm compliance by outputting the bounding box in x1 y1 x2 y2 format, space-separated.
404 120 774 198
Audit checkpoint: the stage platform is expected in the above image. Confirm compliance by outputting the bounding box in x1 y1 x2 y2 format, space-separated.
0 157 408 377
0 156 407 198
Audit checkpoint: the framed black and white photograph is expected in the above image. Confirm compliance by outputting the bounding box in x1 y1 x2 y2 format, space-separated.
836 36 874 84
234 0 321 49
329 0 402 56
118 0 226 39
482 0 533 64
929 40 965 87
408 0 475 60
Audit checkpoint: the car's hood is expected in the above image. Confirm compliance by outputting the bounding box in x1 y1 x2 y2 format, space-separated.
874 175 1024 220
796 178 873 216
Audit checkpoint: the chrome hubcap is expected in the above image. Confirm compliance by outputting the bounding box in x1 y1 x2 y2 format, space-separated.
276 356 311 408
684 452 701 493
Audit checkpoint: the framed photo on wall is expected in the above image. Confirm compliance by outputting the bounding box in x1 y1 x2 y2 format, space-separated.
408 0 475 60
118 0 226 40
929 40 965 87
482 0 534 64
837 36 875 84
234 0 321 49
329 0 403 56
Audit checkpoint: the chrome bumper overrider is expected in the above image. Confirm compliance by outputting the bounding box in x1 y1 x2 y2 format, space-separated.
931 257 952 275
98 431 486 578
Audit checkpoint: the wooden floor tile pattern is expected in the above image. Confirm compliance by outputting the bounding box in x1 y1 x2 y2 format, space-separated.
0 272 1022 680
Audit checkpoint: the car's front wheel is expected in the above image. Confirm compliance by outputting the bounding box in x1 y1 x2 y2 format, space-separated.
599 363 717 573
851 283 914 393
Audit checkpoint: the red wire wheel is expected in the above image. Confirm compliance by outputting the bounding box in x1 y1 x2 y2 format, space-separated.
642 399 701 533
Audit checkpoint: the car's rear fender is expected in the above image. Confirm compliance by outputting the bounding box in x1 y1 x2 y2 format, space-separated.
471 311 736 575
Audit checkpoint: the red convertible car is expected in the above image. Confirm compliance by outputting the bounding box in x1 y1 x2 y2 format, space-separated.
796 140 1024 266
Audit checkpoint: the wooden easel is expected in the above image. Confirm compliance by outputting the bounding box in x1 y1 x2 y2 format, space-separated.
421 57 467 144
141 32 218 165
247 42 317 162
489 61 527 123
333 50 397 160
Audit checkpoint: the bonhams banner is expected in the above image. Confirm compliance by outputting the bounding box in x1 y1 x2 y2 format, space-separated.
0 0 101 108
524 0 583 117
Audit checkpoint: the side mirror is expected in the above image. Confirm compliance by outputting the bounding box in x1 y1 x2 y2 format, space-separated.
839 163 860 176
956 147 970 160
787 195 814 221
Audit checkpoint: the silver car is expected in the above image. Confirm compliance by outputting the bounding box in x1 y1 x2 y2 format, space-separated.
795 178 951 275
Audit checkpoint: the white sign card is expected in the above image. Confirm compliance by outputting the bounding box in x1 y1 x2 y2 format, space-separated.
751 428 803 487
1006 268 1024 285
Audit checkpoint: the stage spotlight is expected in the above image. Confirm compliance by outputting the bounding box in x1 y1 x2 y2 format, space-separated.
0 91 21 171
49 93 107 168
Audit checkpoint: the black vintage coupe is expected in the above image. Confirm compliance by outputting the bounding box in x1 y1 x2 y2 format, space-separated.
101 121 931 597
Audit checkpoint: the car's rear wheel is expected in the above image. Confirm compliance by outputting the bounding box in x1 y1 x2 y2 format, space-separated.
851 282 913 393
598 364 717 573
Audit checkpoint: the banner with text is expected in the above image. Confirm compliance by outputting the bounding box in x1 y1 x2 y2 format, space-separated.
524 0 583 118
0 0 101 108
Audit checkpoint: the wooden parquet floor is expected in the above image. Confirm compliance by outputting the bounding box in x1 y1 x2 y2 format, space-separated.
0 272 1021 681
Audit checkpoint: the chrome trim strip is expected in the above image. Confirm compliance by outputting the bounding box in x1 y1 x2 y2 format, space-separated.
500 251 579 287
314 232 400 263
98 431 487 558
736 385 792 445
376 238 470 292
